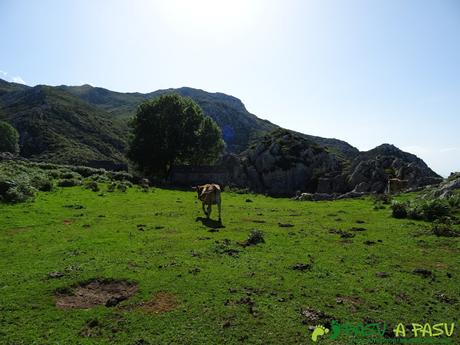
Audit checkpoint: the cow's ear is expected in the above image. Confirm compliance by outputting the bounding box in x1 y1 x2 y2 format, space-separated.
192 186 197 190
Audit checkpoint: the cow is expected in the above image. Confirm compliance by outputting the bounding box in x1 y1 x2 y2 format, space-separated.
387 178 409 194
194 184 222 222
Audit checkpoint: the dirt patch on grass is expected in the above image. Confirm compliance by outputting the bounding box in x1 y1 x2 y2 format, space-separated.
278 222 294 228
329 228 355 238
6 226 33 236
55 279 138 309
300 307 335 327
291 263 313 271
336 296 365 311
434 262 449 269
141 292 178 313
63 219 75 225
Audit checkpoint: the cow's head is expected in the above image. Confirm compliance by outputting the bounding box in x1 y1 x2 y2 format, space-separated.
192 185 204 198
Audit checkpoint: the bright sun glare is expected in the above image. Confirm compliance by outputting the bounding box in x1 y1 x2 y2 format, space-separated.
155 0 261 36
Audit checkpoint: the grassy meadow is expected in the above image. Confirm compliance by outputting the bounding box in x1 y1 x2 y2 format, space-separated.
0 185 459 344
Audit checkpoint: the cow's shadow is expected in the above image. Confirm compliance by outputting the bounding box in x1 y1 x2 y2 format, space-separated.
195 217 225 229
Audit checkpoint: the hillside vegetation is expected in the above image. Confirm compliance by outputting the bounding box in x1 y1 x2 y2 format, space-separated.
1 78 358 164
0 81 128 166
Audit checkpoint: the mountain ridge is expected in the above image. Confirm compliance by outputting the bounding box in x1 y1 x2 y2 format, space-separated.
60 83 359 157
0 79 441 189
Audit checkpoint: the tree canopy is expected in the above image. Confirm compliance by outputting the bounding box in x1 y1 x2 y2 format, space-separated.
0 121 19 154
128 94 225 176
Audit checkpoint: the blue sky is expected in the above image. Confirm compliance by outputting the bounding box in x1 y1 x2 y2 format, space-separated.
1 0 459 176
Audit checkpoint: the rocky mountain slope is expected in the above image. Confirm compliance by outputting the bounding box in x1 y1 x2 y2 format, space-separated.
0 78 442 195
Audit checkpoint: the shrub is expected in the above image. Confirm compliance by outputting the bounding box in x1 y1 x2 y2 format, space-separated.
421 199 451 221
47 170 61 179
60 171 82 180
72 166 105 178
432 220 460 237
407 203 424 220
83 181 100 192
448 194 460 209
392 197 454 222
30 174 54 192
117 182 128 192
0 169 36 203
88 174 110 183
108 171 134 182
0 180 12 196
58 179 81 187
0 121 19 154
391 201 408 219
31 162 60 170
107 182 116 192
3 184 35 203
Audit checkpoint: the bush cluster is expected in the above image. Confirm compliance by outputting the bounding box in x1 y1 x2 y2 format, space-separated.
0 177 36 203
432 220 460 237
83 180 100 192
1 160 136 204
391 198 456 222
391 201 408 218
58 179 81 187
0 162 58 203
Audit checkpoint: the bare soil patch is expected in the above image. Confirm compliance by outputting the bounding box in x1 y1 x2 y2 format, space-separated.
55 279 138 309
141 292 178 313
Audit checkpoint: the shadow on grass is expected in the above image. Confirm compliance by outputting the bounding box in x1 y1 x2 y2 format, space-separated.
195 217 225 229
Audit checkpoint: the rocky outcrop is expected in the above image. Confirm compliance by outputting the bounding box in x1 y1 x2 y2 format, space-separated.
346 144 442 193
168 136 442 197
169 130 345 196
236 130 343 196
432 172 460 199
314 144 442 195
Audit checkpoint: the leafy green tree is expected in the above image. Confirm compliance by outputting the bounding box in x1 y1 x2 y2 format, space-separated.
0 121 19 154
128 94 225 176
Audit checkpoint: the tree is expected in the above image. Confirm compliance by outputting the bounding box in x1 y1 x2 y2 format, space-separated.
0 121 19 154
128 94 225 176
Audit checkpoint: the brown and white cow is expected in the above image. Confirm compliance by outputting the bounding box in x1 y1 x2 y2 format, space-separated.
387 178 409 194
194 184 222 221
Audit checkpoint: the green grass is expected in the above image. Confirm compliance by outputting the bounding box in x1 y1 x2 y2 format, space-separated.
0 187 459 345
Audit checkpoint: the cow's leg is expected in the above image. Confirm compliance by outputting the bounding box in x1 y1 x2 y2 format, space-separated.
202 203 207 217
217 201 221 222
207 204 212 218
